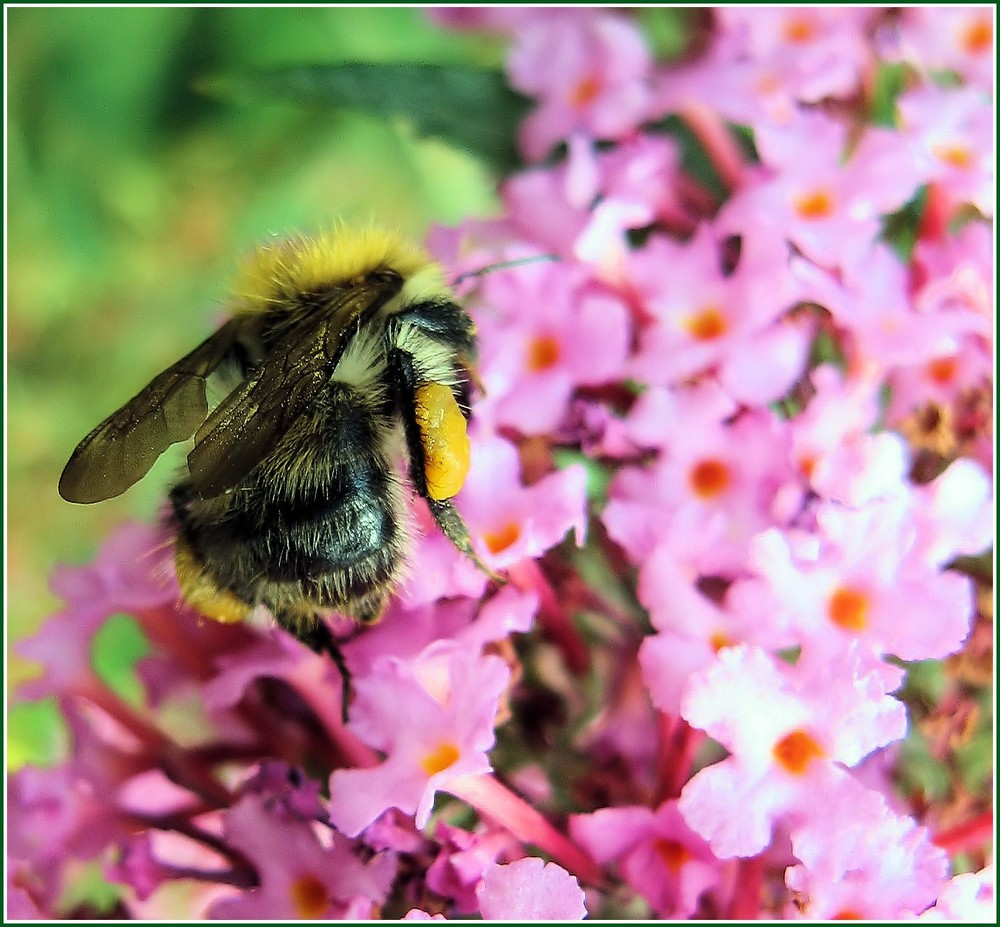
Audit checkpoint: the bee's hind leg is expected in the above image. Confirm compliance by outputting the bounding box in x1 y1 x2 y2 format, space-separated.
282 616 354 724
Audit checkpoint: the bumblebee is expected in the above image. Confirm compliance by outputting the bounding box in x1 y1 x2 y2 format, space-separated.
60 225 482 657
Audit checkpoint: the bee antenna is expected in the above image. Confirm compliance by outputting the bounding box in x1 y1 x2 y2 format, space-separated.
451 253 558 287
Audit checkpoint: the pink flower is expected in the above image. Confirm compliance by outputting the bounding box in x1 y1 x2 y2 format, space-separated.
426 823 518 914
720 113 923 271
343 585 537 679
897 84 994 217
456 432 587 570
570 800 720 917
627 226 812 404
17 522 179 700
603 408 798 576
786 783 948 919
639 545 797 714
745 499 974 663
677 644 908 858
716 6 875 103
918 865 996 921
327 647 509 835
896 7 995 93
207 794 395 919
796 243 978 370
788 363 883 489
509 12 652 160
398 500 490 607
473 260 631 434
476 857 587 920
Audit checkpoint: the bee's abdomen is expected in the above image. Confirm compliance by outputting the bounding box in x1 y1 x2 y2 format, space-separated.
170 382 408 625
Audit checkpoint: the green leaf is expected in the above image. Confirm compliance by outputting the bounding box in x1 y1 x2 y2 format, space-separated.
199 63 532 175
869 61 909 127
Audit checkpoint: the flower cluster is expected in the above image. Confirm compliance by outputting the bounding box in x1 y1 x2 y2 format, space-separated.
9 7 993 920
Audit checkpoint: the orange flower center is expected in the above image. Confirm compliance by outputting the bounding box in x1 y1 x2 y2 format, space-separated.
933 143 974 170
798 454 818 481
527 335 561 372
827 586 870 632
773 729 825 775
961 17 993 54
783 17 818 43
833 911 864 921
421 742 461 777
794 188 835 220
927 355 958 385
689 459 731 499
709 631 734 653
684 305 728 341
652 838 691 872
484 522 521 554
571 74 602 108
290 875 329 919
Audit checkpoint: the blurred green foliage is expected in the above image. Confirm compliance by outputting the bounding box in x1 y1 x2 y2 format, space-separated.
6 7 508 750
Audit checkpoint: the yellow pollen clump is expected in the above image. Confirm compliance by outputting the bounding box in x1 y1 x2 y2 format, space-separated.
652 838 692 872
421 742 461 777
961 17 992 54
484 522 521 554
689 459 731 500
684 305 728 341
794 188 835 220
827 586 870 632
773 729 825 775
414 382 470 501
527 334 561 372
290 874 329 919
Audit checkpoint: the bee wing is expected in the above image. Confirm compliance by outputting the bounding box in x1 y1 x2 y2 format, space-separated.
187 277 397 498
59 318 245 503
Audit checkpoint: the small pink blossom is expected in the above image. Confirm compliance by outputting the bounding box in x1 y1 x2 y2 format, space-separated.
721 114 924 272
509 12 652 160
476 857 587 920
744 500 974 664
627 226 812 403
897 84 994 217
896 6 995 93
426 823 518 914
473 260 631 434
678 644 908 858
786 783 948 919
456 432 587 570
715 6 876 104
207 794 395 919
603 408 798 576
917 864 996 921
570 800 720 917
328 647 509 835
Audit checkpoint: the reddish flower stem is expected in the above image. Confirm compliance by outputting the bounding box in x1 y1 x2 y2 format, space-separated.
917 181 951 243
932 811 994 855
508 559 591 674
78 678 235 807
449 773 604 887
654 713 706 804
726 855 765 919
678 101 746 192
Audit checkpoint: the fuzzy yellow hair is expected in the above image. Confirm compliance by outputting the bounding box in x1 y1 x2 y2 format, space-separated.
231 223 446 314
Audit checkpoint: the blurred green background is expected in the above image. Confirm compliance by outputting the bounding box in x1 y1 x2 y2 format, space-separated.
6 7 508 754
